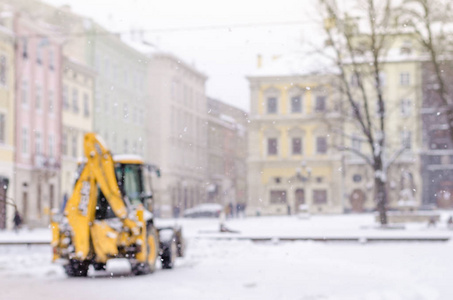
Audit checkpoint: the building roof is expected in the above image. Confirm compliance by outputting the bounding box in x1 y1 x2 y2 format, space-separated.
149 51 208 81
247 51 337 79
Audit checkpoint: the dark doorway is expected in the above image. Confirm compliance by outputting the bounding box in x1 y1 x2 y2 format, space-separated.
22 191 28 223
350 189 366 212
37 184 42 218
0 177 9 229
295 189 305 212
436 181 453 208
49 184 54 210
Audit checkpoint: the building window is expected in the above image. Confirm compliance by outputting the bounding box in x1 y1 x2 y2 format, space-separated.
0 114 5 143
48 135 54 157
400 73 410 86
104 94 109 113
400 99 412 117
400 40 412 55
22 128 28 154
133 106 138 124
402 131 411 149
22 81 28 107
112 98 118 117
352 135 361 152
378 72 386 87
350 73 360 87
48 91 54 114
72 88 79 113
95 91 101 112
188 87 193 106
49 50 54 70
35 132 42 154
292 137 302 155
112 133 118 150
270 190 287 204
22 38 28 59
72 134 77 158
112 64 117 82
313 190 327 204
291 96 301 113
316 136 327 154
124 139 128 153
134 72 139 90
267 97 277 114
83 93 90 117
104 58 109 76
353 174 362 182
62 85 69 109
315 96 326 112
267 138 278 156
35 86 42 111
0 55 6 86
62 133 68 156
123 103 128 120
36 42 43 65
171 80 176 100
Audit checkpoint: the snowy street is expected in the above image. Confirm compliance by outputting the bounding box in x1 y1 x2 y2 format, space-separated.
1 214 453 300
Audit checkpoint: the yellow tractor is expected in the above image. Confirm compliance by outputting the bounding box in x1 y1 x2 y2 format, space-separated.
51 133 183 277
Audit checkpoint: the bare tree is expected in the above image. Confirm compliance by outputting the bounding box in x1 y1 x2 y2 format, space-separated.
399 0 453 143
319 0 409 225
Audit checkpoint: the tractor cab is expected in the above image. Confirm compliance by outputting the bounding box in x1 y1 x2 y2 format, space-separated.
95 154 158 220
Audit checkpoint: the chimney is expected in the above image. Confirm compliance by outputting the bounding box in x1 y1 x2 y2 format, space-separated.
257 54 262 69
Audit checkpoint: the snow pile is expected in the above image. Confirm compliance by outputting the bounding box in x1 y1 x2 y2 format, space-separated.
0 214 452 299
0 238 450 299
248 51 337 78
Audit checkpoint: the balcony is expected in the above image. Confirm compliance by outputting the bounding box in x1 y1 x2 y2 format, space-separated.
33 154 60 170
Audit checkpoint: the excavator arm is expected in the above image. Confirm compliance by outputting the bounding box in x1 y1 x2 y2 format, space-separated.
62 133 142 261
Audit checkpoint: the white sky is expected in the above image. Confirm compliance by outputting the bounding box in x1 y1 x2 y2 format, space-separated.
43 0 322 111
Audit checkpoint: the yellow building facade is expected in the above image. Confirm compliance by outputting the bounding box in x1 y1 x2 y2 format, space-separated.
247 68 344 216
0 21 15 228
342 33 424 212
60 58 95 201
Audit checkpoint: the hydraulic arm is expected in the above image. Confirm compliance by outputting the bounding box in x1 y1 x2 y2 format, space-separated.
53 133 144 263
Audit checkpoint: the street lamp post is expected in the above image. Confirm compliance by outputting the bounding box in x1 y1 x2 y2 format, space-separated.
294 161 311 215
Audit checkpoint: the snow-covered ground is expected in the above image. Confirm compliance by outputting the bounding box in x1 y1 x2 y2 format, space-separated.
1 213 453 300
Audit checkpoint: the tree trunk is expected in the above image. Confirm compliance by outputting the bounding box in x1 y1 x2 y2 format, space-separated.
375 178 388 225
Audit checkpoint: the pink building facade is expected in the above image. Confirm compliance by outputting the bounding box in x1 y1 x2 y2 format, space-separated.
13 12 62 226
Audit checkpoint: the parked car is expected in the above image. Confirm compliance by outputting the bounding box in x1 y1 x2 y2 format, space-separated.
183 203 223 218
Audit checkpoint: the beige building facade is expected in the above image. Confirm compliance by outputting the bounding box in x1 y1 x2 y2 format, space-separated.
60 58 95 201
147 53 208 217
207 97 248 210
247 59 344 216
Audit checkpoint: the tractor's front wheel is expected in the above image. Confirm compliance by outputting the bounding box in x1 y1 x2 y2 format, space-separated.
64 259 90 277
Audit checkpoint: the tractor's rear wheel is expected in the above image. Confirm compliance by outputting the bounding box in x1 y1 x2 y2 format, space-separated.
161 238 177 269
64 259 90 277
93 262 106 271
132 224 158 276
175 228 185 257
